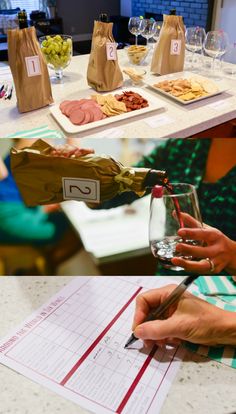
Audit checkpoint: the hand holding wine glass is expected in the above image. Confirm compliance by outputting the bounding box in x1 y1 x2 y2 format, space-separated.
149 183 202 271
172 220 236 275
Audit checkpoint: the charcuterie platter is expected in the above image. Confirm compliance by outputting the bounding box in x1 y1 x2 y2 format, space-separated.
50 88 165 134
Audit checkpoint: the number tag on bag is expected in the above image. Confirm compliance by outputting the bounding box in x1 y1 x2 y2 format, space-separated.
106 42 117 60
170 39 182 55
25 56 42 77
62 178 100 202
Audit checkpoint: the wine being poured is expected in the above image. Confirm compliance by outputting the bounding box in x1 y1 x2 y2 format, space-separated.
149 183 202 270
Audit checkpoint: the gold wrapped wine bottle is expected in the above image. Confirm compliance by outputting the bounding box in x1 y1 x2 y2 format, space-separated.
10 139 168 206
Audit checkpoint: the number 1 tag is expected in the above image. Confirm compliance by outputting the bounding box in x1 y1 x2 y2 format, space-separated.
62 178 100 203
25 55 42 77
106 42 117 60
170 39 182 55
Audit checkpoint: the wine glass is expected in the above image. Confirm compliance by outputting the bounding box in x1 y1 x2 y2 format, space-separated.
39 34 73 80
185 27 206 68
203 30 229 74
222 44 236 77
149 183 202 271
128 17 143 45
153 22 162 43
140 19 157 48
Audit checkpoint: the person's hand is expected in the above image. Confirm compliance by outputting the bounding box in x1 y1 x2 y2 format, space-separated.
170 213 236 274
50 144 94 158
0 157 8 180
43 204 61 213
132 285 236 347
172 226 236 274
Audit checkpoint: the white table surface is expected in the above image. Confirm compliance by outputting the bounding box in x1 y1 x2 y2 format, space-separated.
0 276 236 414
1 51 236 139
61 196 151 264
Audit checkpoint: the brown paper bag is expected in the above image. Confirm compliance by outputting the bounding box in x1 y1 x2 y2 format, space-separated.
151 15 185 75
8 27 53 113
87 21 123 91
10 139 152 206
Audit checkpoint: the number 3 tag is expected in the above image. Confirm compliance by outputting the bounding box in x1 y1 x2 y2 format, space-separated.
106 42 117 60
62 178 100 203
25 56 42 77
170 39 182 55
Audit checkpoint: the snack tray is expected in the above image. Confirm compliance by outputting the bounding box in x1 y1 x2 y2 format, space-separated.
50 87 165 134
146 71 227 105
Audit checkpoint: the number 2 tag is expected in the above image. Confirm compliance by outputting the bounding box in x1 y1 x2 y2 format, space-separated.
170 39 182 55
25 56 42 77
62 178 100 203
106 42 117 60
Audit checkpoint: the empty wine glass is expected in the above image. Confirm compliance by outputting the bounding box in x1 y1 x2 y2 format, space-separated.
204 30 229 74
185 26 206 68
128 17 143 45
149 183 202 271
153 22 162 43
140 18 157 48
222 43 236 77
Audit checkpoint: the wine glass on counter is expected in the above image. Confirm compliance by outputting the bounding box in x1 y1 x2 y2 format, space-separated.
203 30 229 75
140 18 157 48
222 43 236 77
185 26 206 68
153 22 162 44
128 17 143 45
149 183 202 272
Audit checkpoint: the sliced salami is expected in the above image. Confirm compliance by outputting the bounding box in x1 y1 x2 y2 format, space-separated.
69 108 86 125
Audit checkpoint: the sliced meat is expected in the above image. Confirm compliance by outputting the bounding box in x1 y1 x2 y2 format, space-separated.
69 108 86 125
59 100 70 111
80 110 92 125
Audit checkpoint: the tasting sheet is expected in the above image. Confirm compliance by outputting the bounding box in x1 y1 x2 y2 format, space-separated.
0 276 185 414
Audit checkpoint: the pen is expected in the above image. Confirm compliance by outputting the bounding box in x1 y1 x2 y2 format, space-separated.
124 275 199 348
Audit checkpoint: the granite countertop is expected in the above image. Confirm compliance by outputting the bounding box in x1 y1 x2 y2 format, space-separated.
0 276 235 414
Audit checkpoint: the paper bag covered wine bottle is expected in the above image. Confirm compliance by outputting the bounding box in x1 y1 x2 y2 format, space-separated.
151 14 185 75
10 139 168 206
87 18 123 91
8 26 53 113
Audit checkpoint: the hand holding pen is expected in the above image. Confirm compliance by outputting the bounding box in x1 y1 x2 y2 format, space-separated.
124 275 236 348
125 276 199 348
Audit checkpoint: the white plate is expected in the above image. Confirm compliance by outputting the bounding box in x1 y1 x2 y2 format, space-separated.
146 72 227 105
50 88 165 134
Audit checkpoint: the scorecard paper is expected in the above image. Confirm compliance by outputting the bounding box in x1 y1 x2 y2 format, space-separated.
0 276 185 414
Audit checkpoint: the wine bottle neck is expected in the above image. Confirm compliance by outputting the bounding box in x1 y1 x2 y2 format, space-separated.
143 169 168 188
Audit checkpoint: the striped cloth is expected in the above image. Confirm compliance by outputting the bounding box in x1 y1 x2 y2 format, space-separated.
195 276 236 306
186 276 236 369
7 125 65 139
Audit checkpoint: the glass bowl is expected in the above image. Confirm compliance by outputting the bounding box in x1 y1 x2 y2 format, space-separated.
39 34 73 80
125 45 149 65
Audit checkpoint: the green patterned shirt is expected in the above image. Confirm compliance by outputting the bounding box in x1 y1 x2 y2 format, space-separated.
101 138 236 275
135 138 236 242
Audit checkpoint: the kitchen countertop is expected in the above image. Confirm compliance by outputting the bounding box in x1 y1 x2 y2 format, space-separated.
0 276 235 414
1 51 236 139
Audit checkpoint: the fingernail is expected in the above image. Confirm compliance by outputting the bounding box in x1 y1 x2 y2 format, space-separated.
134 325 143 338
178 230 186 237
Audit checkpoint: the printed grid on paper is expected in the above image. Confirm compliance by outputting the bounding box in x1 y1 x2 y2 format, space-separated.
3 277 180 414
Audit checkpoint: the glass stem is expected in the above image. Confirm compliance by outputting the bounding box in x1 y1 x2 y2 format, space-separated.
55 69 63 80
135 35 138 45
192 51 195 67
